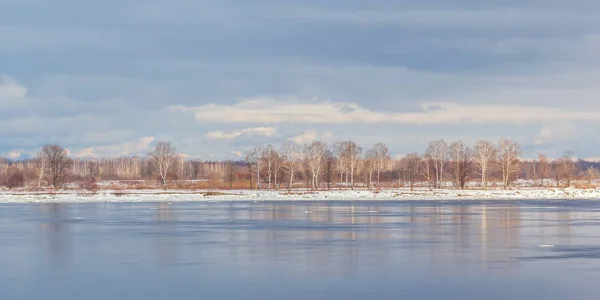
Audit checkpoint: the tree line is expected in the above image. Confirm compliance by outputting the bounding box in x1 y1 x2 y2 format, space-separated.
0 139 595 190
242 138 586 191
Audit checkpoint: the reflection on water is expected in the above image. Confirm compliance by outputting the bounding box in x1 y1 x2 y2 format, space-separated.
155 203 177 264
1 200 600 300
39 204 71 267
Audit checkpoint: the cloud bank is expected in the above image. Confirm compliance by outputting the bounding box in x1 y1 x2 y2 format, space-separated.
2 0 600 158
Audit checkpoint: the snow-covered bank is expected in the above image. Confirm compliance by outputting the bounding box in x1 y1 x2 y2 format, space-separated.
2 187 600 203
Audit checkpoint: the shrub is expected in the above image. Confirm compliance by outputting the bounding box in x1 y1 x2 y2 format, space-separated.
80 177 99 192
7 172 25 188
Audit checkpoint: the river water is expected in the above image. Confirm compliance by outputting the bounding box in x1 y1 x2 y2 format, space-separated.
1 200 599 299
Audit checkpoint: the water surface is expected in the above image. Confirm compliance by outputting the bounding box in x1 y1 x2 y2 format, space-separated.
1 200 600 299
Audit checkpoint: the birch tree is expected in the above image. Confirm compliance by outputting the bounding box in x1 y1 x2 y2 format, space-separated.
364 149 378 189
497 139 521 189
339 141 361 189
149 141 177 188
304 141 327 190
282 141 301 190
263 144 277 190
245 146 264 190
333 142 348 187
35 150 49 187
372 143 390 185
420 154 435 191
473 140 496 189
426 140 447 188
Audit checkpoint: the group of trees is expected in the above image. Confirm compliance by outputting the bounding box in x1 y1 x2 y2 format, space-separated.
242 138 593 191
402 139 521 190
0 142 243 189
244 141 392 190
0 138 596 190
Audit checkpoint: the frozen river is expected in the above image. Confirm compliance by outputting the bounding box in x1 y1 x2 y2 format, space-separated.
1 200 600 299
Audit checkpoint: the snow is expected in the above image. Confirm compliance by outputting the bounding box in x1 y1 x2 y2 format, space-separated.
1 187 600 203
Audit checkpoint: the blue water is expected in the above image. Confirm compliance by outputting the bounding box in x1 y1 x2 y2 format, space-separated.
1 200 600 299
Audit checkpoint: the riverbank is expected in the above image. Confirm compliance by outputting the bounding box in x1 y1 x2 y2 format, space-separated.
1 187 600 203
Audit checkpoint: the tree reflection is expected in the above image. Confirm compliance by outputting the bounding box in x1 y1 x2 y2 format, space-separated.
39 203 71 267
155 203 177 265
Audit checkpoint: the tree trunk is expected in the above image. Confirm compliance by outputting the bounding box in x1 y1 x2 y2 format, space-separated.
38 170 44 187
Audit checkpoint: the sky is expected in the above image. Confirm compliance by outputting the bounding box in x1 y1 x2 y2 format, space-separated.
2 0 600 160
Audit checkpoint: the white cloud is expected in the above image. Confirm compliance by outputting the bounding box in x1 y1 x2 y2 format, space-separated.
289 129 333 144
394 153 407 160
78 136 156 157
173 98 600 125
75 147 96 158
6 150 22 159
205 126 277 140
533 122 578 145
120 136 155 155
0 76 27 102
232 151 243 157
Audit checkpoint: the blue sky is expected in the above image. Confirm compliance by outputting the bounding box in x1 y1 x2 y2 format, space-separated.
2 0 600 160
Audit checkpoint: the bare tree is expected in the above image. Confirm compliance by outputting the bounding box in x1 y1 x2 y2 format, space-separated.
420 154 435 191
35 150 49 187
149 141 177 188
333 142 348 188
272 152 284 190
523 160 538 183
497 139 521 189
371 143 390 186
586 167 599 186
400 153 421 191
323 150 337 190
551 160 561 187
538 154 549 187
263 144 277 190
448 141 472 189
342 141 362 189
473 140 496 189
426 140 447 188
282 141 301 190
224 160 236 188
190 160 204 180
364 149 377 189
304 141 327 190
245 146 264 190
558 151 576 187
244 151 256 190
42 145 72 188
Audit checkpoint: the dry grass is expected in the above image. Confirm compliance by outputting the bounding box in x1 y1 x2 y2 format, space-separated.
573 183 600 189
